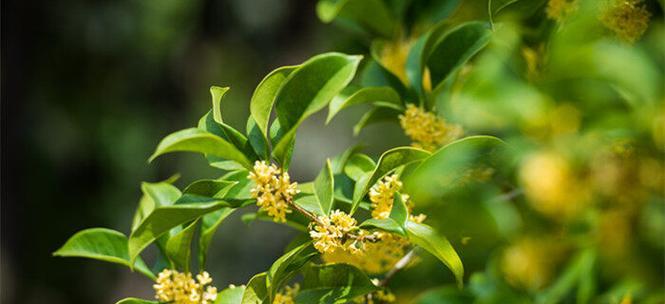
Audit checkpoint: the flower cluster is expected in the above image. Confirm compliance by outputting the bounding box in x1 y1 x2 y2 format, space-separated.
600 0 651 43
273 283 300 304
546 0 577 21
368 174 410 219
353 287 396 304
309 210 363 254
153 270 218 304
249 161 299 223
322 231 410 274
399 104 462 151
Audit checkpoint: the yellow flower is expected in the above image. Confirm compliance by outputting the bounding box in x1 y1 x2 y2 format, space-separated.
546 0 577 21
309 210 360 254
600 0 651 43
273 283 299 304
368 174 410 219
519 151 588 219
153 269 218 304
322 231 411 274
399 104 462 151
249 161 299 223
501 237 564 291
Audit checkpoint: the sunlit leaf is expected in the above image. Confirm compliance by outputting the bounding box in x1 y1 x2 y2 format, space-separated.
406 221 464 287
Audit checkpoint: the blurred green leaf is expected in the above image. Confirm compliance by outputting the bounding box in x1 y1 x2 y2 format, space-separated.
149 128 253 169
414 286 473 304
406 221 464 287
54 228 155 280
390 191 408 226
427 21 491 91
344 153 376 181
216 285 246 304
295 263 380 303
317 0 397 38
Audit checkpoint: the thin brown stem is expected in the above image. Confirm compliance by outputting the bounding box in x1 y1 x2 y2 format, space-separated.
379 249 416 287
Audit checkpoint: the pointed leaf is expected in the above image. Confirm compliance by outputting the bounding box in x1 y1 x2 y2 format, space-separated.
210 86 230 124
327 86 402 123
149 128 253 169
54 228 155 280
242 273 269 304
359 218 405 235
128 200 231 266
267 242 317 299
165 219 199 272
132 181 181 232
313 159 335 216
389 191 408 226
250 65 299 137
199 208 235 268
296 263 380 303
406 221 464 287
344 153 375 181
316 0 396 38
351 147 430 213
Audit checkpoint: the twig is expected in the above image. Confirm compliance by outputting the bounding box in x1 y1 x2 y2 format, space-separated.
378 249 416 287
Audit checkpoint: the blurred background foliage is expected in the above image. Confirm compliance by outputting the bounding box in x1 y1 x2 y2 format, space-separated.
2 0 664 303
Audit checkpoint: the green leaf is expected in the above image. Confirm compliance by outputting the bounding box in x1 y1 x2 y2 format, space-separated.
216 285 246 304
351 147 430 213
165 219 198 272
361 59 408 99
250 65 299 137
537 250 596 304
54 228 155 280
183 179 237 198
389 191 408 226
210 86 230 124
115 298 158 304
246 116 269 160
242 272 269 304
132 181 182 232
426 21 492 91
352 106 402 136
359 218 405 235
316 0 397 38
199 208 235 268
313 159 334 215
405 221 464 287
149 128 253 169
128 200 231 266
267 242 317 300
343 153 375 181
326 86 402 123
296 263 380 303
403 136 506 204
222 170 254 201
272 53 361 167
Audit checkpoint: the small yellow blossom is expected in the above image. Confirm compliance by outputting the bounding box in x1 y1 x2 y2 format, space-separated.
399 104 462 151
322 231 411 274
153 269 218 304
369 174 410 219
546 0 577 21
249 161 299 222
273 283 299 304
600 0 651 43
309 210 360 254
501 237 564 291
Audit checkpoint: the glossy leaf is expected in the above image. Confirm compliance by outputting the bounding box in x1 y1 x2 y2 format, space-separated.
54 228 155 280
272 53 361 167
210 86 230 124
199 208 235 268
128 200 230 266
360 59 408 99
241 272 269 304
359 218 405 235
132 181 181 232
343 153 375 181
183 179 237 198
426 21 492 91
165 219 198 272
149 128 252 169
326 86 402 123
313 159 334 216
267 242 317 300
250 65 299 137
404 136 506 204
389 191 408 226
351 146 430 213
222 170 254 201
246 116 269 160
216 285 246 304
296 263 380 303
406 221 464 287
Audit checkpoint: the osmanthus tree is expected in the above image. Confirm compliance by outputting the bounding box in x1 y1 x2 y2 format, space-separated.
54 0 665 303
54 50 506 304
